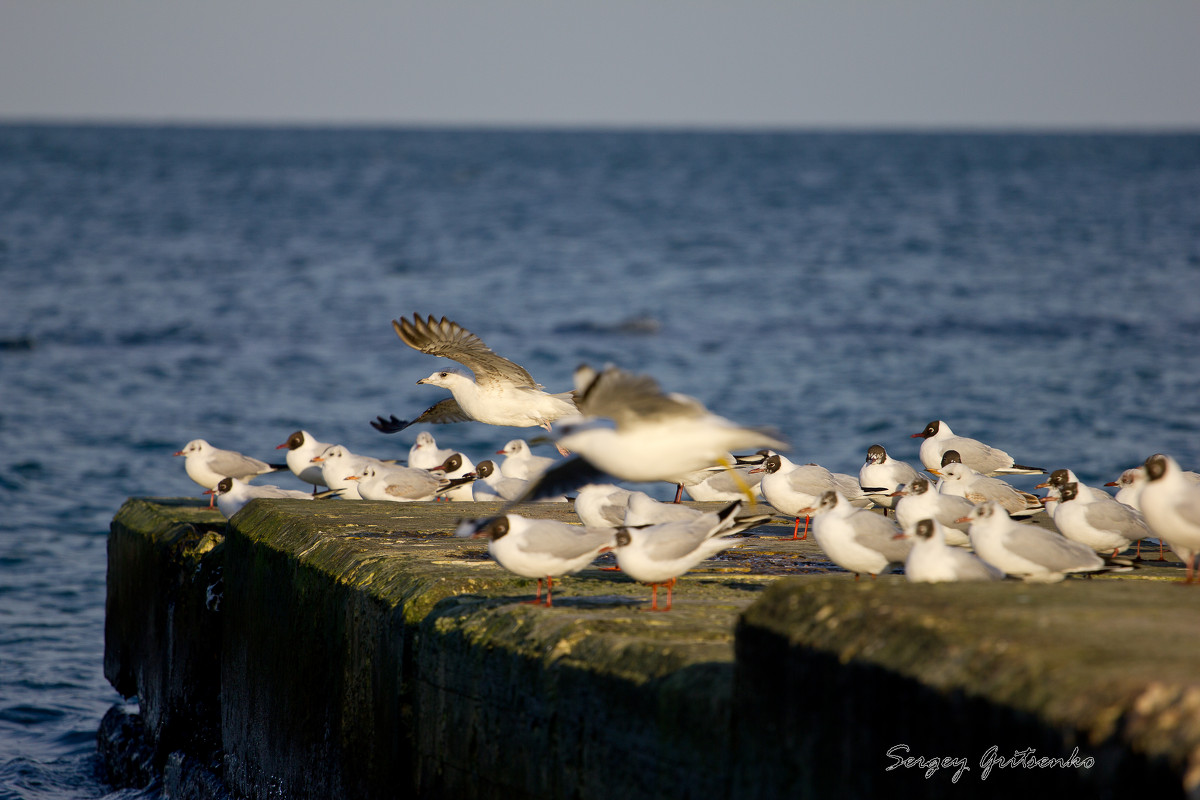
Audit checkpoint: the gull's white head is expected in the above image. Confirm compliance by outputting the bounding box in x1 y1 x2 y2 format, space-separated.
417 369 470 389
174 439 210 457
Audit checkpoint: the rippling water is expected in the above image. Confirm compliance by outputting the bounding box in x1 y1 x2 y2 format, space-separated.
1 125 1198 797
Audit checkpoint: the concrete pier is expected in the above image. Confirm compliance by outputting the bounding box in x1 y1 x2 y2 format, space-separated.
102 497 1200 798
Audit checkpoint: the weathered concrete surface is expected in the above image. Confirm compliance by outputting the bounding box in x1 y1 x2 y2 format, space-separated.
103 496 1199 799
733 577 1200 799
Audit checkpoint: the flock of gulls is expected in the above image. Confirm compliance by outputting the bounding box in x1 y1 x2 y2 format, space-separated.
174 313 1200 610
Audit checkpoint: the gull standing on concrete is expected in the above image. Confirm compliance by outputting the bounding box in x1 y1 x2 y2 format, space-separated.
931 462 1044 518
911 420 1044 476
515 364 785 502
958 501 1125 583
676 461 765 502
175 439 287 506
1050 481 1149 557
573 484 634 528
891 476 973 546
800 491 911 580
385 314 577 435
310 445 395 501
407 431 457 470
1139 454 1200 583
1036 468 1110 516
432 452 477 501
276 430 333 492
900 518 1003 583
859 444 921 512
496 439 558 480
753 454 869 540
346 463 469 503
465 514 616 606
613 500 770 611
206 477 340 518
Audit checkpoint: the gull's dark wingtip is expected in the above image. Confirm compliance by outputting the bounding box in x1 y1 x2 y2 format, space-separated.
370 414 413 434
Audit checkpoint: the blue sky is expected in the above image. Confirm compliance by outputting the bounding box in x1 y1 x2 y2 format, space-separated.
2 1 1198 129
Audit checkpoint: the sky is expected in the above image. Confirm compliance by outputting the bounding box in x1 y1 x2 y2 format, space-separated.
1 0 1199 130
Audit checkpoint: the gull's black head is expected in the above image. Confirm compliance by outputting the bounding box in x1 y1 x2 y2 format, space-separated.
940 449 962 467
865 444 887 464
915 518 935 540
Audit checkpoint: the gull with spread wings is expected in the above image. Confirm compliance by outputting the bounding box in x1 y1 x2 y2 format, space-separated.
511 363 787 503
372 314 578 435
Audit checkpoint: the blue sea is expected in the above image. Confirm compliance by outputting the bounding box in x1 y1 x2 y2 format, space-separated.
0 125 1198 797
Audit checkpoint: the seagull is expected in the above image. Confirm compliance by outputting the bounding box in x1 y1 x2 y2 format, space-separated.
1139 454 1200 583
752 453 869 540
676 461 765 502
513 363 785 502
471 460 527 502
466 514 616 606
384 314 577 434
432 451 477 501
174 439 287 507
346 463 470 503
858 444 921 512
958 501 1127 583
891 476 973 546
407 431 456 470
613 500 770 611
911 420 1044 476
573 484 634 528
623 491 708 527
275 430 333 492
1035 468 1110 515
206 476 340 518
1050 481 1149 557
310 445 395 501
496 439 558 480
899 518 1003 583
799 491 911 580
930 462 1044 518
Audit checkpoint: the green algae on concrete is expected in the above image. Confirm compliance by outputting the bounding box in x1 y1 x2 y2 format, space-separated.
732 576 1200 799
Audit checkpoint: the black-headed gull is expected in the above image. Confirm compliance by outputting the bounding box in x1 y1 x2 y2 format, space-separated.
390 314 578 432
515 363 785 502
911 420 1044 476
613 500 769 611
900 518 1003 583
799 491 910 580
432 452 477 501
1139 454 1200 583
276 430 332 492
407 431 456 470
573 484 634 528
310 445 395 501
175 439 287 506
1051 481 1149 557
467 514 616 606
676 462 765 502
891 476 973 546
858 444 921 512
958 501 1128 583
206 476 339 518
752 453 869 540
346 463 468 503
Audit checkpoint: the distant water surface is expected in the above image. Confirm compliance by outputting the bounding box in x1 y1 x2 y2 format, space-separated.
1 125 1198 797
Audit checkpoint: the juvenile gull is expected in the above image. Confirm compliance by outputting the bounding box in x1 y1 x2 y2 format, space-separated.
381 313 577 434
930 462 1044 518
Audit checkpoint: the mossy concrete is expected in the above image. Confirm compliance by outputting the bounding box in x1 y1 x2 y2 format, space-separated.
104 497 1199 799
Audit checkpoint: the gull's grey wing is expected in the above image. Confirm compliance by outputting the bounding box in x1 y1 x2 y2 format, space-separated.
518 521 614 560
371 398 472 433
383 470 440 499
1002 525 1101 572
509 456 610 506
948 549 1004 581
573 364 707 428
394 314 538 389
638 521 717 561
1083 499 1149 538
207 450 274 479
849 511 910 563
948 438 1013 475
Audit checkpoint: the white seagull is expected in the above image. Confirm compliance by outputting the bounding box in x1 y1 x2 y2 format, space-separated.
753 454 869 540
390 313 577 432
310 445 395 501
613 500 770 611
1139 454 1200 583
496 439 557 480
573 484 634 528
900 518 1003 583
891 476 973 546
515 364 785 502
800 491 911 580
467 514 616 606
959 501 1125 583
206 476 339 518
858 444 921 511
175 438 287 506
346 463 467 503
911 420 1044 476
407 431 456 470
930 462 1044 518
275 430 333 492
